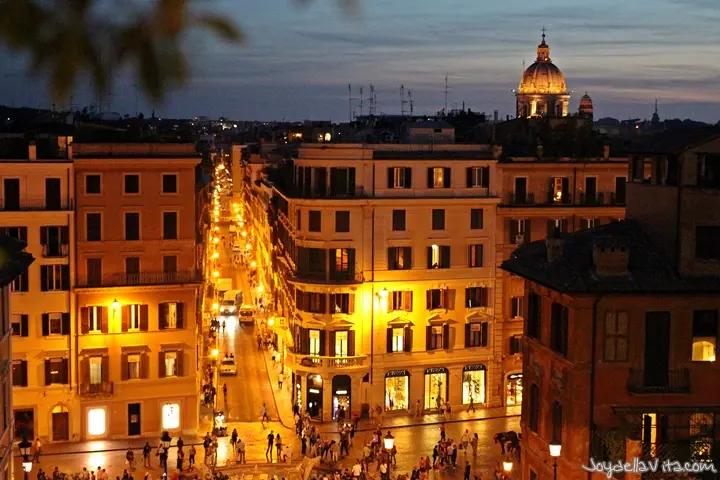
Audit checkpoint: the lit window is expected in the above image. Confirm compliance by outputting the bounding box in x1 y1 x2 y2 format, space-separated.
162 403 180 430
432 168 444 188
128 304 141 330
309 330 321 356
167 303 178 329
89 357 103 385
127 354 141 380
87 408 106 436
431 244 440 267
49 313 63 335
335 331 348 357
165 352 177 377
692 310 717 362
89 307 102 332
391 328 404 353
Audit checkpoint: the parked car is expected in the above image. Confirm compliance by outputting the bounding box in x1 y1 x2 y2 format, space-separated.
219 356 237 376
219 300 236 316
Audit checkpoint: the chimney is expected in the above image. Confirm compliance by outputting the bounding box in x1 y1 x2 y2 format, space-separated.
28 141 37 161
592 237 629 276
492 144 503 160
603 144 610 160
536 143 544 159
545 228 565 263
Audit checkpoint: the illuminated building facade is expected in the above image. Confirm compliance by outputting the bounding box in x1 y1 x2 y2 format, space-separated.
254 143 503 421
501 132 720 479
72 143 201 439
516 32 570 118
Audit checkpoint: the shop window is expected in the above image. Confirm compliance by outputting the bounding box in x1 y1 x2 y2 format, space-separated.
87 408 106 436
385 371 409 411
424 368 448 409
462 366 486 404
506 374 522 405
692 310 717 362
604 312 628 362
529 384 539 432
162 403 180 430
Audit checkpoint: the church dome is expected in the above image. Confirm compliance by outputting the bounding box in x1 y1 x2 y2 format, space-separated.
517 33 568 95
579 93 593 111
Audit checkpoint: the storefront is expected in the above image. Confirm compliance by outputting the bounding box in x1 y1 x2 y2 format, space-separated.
332 375 351 420
424 367 448 410
462 365 487 405
506 373 523 405
292 372 302 411
306 374 323 419
384 370 409 411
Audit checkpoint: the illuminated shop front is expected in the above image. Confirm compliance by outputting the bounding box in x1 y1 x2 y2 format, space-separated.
506 373 523 405
332 375 351 420
384 370 409 411
162 403 180 430
307 374 323 419
424 367 448 410
87 407 107 437
462 365 487 405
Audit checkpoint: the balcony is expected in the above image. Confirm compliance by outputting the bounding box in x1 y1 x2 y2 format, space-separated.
1 200 73 212
290 270 364 285
80 381 114 396
627 368 690 394
546 192 573 205
77 270 201 288
506 192 536 206
579 192 606 206
610 192 626 205
42 244 69 258
287 352 368 373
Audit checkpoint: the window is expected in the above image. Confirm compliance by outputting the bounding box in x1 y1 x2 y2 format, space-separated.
162 174 178 194
427 244 450 269
697 155 720 189
3 178 20 210
12 360 27 387
334 331 349 356
124 174 140 194
470 209 484 229
89 357 103 384
163 256 177 274
128 304 142 330
45 358 68 385
388 167 412 189
160 302 180 329
164 352 178 377
604 312 628 362
692 310 717 362
88 306 103 332
552 402 563 443
426 289 453 310
511 297 523 318
581 218 597 230
11 314 28 337
40 226 69 257
388 247 412 270
125 212 140 240
509 335 522 355
391 328 405 353
431 209 445 230
43 312 69 335
466 166 490 188
465 322 488 347
162 212 178 240
696 226 720 261
10 271 28 292
509 219 530 244
329 167 356 196
529 384 540 433
86 213 101 241
40 265 69 291
125 257 140 279
127 354 141 380
85 174 101 194
87 408 106 436
465 287 490 308
296 210 302 231
45 178 61 209
392 210 406 231
550 303 569 356
468 244 483 268
335 211 350 233
428 167 450 188
547 218 568 236
527 292 542 340
162 403 180 429
330 293 353 314
87 258 102 287
391 291 412 312
427 325 446 350
309 330 321 356
308 211 321 232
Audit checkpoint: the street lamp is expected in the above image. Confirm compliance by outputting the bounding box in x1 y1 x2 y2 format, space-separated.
112 299 120 310
18 437 32 479
383 431 395 451
160 431 172 475
549 443 562 480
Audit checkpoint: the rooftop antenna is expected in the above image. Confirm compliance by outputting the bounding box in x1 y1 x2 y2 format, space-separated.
134 83 140 117
359 86 364 117
408 90 414 116
444 75 451 117
400 85 408 117
348 84 352 122
369 84 376 116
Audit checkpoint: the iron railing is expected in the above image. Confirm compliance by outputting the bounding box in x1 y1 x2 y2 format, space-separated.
627 367 690 394
77 270 201 288
80 381 114 396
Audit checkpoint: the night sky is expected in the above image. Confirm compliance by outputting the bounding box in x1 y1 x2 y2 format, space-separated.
1 0 719 122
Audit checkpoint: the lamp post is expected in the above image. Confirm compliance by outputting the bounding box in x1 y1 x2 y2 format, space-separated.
18 437 32 480
549 443 562 480
161 430 172 476
383 431 395 451
502 458 513 480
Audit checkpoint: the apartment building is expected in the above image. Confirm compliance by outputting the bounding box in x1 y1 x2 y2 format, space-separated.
1 141 77 442
73 143 201 439
257 143 502 422
0 236 35 478
501 131 720 479
493 149 648 408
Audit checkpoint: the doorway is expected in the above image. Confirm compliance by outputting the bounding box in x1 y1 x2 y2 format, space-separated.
52 406 69 441
13 409 34 440
306 374 323 419
128 403 141 436
506 373 523 406
644 312 670 387
332 375 351 421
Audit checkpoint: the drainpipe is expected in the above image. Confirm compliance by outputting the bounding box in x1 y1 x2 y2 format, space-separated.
588 294 605 479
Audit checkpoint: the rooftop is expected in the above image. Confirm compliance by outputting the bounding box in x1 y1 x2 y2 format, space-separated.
501 220 720 294
625 127 720 155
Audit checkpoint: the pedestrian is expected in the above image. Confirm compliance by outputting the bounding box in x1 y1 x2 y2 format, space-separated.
464 461 471 480
278 371 284 389
471 433 479 456
36 468 45 480
461 430 470 452
415 399 422 417
223 383 228 398
31 437 42 463
276 433 283 458
266 430 275 461
439 423 446 441
237 438 246 464
231 428 238 450
189 444 196 470
467 395 476 413
352 460 362 479
176 436 184 451
176 448 184 471
143 442 152 467
301 434 307 456
261 403 271 425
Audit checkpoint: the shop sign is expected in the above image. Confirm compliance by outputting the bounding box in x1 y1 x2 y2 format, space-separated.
425 367 448 375
385 370 409 378
463 364 486 372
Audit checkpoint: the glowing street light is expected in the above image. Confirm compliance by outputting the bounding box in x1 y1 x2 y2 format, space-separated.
213 237 220 244
250 261 257 268
245 243 251 250
550 443 562 480
211 252 219 260
503 459 513 474
213 271 220 278
211 348 219 358
112 299 120 310
212 303 219 311
383 431 395 450
257 285 264 294
241 231 247 238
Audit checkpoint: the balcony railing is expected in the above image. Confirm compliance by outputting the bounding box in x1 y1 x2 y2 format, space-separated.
507 192 535 205
80 381 114 396
291 270 363 285
1 200 74 211
579 192 606 205
547 192 573 205
287 352 368 370
610 192 626 205
627 368 690 394
42 244 69 258
77 270 201 288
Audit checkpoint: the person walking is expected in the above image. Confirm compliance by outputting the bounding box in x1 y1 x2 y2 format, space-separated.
461 430 470 453
237 439 246 464
231 428 238 450
142 442 152 468
261 403 271 426
467 395 476 413
188 445 196 470
266 430 275 462
464 461 471 480
471 433 479 456
223 383 228 399
176 448 184 471
278 371 284 390
415 399 422 417
31 438 42 463
275 433 283 459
